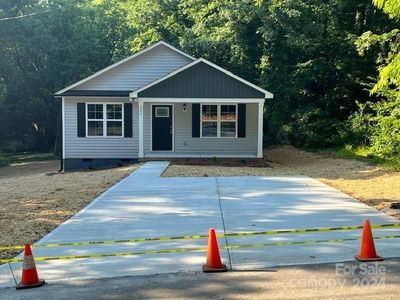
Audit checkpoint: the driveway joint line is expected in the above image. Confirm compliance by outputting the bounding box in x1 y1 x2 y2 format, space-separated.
215 177 233 270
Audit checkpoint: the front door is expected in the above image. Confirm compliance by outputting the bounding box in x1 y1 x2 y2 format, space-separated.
152 105 173 151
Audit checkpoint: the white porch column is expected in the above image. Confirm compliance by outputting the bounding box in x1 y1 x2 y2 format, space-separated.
257 100 265 158
138 99 144 158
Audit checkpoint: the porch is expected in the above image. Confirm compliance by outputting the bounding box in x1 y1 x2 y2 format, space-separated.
136 99 265 158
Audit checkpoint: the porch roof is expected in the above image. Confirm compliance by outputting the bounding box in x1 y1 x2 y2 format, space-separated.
131 58 273 99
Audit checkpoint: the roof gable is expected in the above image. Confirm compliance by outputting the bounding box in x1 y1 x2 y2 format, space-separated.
133 58 273 99
55 41 195 95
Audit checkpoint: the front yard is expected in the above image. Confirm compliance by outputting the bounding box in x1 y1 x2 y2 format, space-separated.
0 161 140 259
0 146 399 260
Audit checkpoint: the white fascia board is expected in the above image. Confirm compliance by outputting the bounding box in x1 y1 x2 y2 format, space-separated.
61 96 128 100
138 98 265 103
55 41 196 95
130 58 274 99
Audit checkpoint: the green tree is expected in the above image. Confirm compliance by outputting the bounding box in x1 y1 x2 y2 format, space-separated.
256 0 392 147
0 0 132 152
351 0 400 162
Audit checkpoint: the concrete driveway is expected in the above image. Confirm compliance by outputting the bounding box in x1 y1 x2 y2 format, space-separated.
1 161 399 288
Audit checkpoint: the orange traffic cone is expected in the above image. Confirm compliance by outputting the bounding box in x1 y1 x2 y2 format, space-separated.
16 244 45 289
355 219 384 261
202 228 227 272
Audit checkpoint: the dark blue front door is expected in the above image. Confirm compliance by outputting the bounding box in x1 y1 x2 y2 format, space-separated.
152 105 173 151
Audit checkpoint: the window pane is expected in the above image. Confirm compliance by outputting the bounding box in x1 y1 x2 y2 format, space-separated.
88 104 103 119
202 105 217 121
221 105 236 121
202 122 217 137
107 104 122 119
88 111 95 119
155 107 169 117
88 121 103 136
106 105 113 119
107 121 122 136
221 122 236 137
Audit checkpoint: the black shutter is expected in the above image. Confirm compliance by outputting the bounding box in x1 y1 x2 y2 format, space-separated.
77 103 86 137
192 103 200 138
124 103 132 137
238 104 246 138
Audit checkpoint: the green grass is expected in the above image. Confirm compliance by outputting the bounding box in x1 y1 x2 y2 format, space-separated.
0 155 11 167
333 145 400 171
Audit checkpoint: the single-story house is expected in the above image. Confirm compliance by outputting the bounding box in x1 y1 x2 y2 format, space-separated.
55 41 273 171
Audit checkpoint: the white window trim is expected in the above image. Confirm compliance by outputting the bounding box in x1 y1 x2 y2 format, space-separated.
200 104 238 138
86 103 124 138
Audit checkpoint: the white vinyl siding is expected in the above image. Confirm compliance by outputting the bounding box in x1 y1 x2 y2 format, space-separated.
73 44 192 91
144 103 258 156
65 99 258 159
64 97 138 158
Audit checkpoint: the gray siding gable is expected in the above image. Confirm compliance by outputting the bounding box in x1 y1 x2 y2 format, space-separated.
71 44 193 91
138 61 265 98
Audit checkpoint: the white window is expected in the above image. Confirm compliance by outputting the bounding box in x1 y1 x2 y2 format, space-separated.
201 104 237 138
87 103 123 137
87 104 103 136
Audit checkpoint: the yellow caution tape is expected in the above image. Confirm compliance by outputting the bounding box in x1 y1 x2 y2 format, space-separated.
0 247 207 263
225 223 400 237
1 234 399 264
227 235 400 249
1 223 399 251
0 235 208 251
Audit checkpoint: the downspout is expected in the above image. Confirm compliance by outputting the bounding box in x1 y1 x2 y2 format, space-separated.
58 130 63 172
55 95 63 172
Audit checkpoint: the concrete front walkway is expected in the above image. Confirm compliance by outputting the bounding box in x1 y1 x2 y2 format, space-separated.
1 162 399 288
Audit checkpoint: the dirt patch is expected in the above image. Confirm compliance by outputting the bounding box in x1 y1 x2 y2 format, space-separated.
0 162 140 259
0 159 60 179
164 146 400 218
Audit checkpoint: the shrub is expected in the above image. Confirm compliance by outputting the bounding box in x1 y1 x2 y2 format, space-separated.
0 154 10 167
285 108 346 149
347 96 400 167
369 97 400 161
